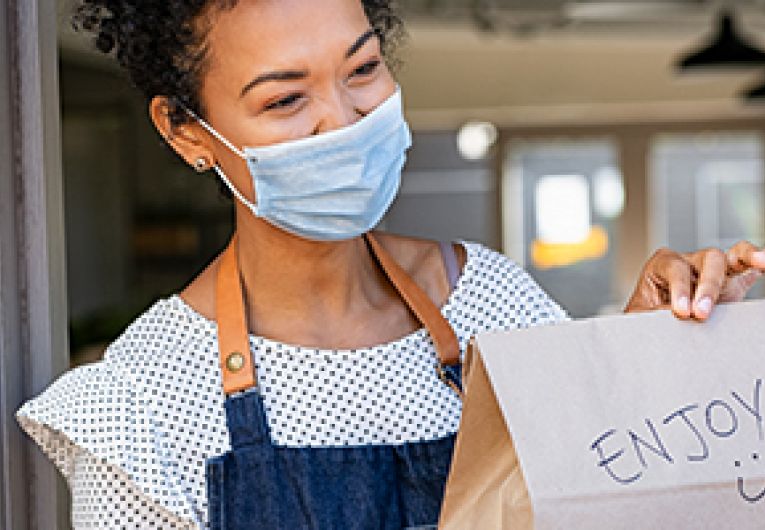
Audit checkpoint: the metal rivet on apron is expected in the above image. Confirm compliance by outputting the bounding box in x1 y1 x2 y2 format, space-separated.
226 351 245 372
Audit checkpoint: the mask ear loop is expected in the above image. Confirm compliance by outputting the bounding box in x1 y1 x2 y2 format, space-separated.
176 100 261 216
212 165 261 217
176 100 248 159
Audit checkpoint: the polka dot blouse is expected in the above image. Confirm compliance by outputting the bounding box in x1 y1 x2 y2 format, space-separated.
15 242 568 529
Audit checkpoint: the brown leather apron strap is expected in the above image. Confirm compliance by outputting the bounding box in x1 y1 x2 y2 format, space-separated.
364 233 461 367
216 232 461 396
216 234 258 395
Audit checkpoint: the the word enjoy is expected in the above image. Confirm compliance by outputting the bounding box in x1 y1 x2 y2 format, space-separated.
590 378 763 500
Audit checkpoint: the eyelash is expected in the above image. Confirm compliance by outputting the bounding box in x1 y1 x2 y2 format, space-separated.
352 59 381 77
263 59 381 112
265 93 302 111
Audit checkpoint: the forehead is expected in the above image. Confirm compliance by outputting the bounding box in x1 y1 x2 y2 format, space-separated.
206 0 373 74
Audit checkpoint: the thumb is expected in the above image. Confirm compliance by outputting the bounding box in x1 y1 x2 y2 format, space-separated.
720 270 763 303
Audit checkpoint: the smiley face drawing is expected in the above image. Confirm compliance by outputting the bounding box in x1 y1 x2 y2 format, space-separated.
735 453 765 503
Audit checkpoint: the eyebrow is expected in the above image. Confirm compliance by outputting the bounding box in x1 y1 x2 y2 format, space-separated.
239 70 308 98
239 28 379 99
345 28 377 59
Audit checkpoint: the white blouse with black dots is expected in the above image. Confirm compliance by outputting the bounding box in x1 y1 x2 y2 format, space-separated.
16 242 568 529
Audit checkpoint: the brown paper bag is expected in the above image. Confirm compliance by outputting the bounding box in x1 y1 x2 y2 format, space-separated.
439 340 534 530
439 301 765 530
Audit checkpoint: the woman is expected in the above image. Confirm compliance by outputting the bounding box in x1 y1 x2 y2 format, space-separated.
16 0 765 529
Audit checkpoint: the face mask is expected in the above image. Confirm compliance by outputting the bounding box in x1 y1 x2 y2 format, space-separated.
188 87 412 241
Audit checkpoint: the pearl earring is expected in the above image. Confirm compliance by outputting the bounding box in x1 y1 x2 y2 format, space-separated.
194 157 209 172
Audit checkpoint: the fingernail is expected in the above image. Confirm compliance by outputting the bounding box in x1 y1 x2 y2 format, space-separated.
754 251 765 265
675 296 689 314
695 296 712 315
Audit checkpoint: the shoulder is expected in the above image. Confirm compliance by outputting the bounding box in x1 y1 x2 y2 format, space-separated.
16 293 222 431
446 240 570 329
93 296 207 370
178 250 221 323
15 296 225 525
14 296 217 435
371 231 467 307
372 231 467 271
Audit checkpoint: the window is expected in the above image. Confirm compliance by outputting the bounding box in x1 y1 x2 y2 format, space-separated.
504 139 624 317
650 132 765 298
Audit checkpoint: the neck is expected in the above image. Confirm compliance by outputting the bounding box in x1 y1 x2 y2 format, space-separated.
233 211 386 327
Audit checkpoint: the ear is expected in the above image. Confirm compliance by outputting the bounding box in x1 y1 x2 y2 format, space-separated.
149 96 216 171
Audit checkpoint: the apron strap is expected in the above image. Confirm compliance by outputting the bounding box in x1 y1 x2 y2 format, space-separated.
364 233 461 367
216 232 461 396
216 233 257 395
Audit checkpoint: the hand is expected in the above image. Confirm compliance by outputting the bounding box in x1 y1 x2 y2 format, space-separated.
625 241 765 321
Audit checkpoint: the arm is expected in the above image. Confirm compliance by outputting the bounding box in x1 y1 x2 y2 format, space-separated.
69 449 198 530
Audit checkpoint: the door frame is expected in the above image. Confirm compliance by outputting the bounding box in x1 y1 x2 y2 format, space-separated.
1 1 70 529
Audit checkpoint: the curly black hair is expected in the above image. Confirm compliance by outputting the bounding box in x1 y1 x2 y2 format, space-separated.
72 1 405 127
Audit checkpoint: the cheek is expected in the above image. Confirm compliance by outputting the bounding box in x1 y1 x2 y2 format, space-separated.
245 118 317 147
353 71 398 112
207 146 259 205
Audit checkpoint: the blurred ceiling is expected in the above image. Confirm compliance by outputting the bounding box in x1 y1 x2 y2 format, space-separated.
396 24 765 129
396 1 765 127
402 0 765 34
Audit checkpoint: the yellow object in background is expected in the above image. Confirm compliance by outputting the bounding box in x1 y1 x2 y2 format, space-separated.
531 225 609 270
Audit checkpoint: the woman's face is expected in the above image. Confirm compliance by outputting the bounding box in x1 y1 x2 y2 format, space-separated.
183 0 397 202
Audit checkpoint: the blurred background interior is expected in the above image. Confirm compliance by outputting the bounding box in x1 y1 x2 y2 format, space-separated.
56 0 765 367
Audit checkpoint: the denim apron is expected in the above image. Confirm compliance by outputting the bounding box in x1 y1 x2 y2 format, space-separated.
207 232 463 530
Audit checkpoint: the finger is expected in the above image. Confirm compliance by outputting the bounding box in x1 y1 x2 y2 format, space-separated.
720 269 764 303
726 241 765 275
688 248 727 321
653 251 693 318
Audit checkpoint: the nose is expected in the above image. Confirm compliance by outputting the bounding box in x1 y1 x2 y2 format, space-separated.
313 89 364 134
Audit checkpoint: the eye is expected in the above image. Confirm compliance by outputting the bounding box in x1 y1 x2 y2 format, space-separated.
264 93 303 112
351 59 381 78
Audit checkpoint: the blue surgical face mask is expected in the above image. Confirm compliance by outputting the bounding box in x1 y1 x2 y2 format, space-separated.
188 87 412 241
